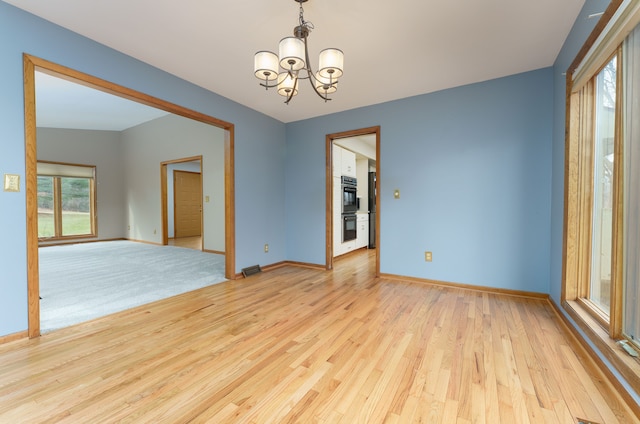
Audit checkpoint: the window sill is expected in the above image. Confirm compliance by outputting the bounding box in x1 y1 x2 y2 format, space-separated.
575 297 610 329
563 299 640 397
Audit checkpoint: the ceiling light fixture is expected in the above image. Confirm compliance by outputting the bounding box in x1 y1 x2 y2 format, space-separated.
254 0 344 104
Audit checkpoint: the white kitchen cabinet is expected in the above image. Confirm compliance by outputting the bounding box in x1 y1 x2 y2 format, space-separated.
340 148 356 177
356 157 369 212
355 214 369 249
333 176 342 254
333 144 356 178
332 145 342 177
341 240 356 255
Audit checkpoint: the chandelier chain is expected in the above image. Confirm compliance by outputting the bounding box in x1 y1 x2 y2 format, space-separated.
298 1 314 34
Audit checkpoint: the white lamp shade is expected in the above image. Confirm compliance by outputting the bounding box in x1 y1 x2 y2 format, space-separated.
315 72 338 94
277 72 298 97
318 48 344 79
279 37 306 71
254 51 279 81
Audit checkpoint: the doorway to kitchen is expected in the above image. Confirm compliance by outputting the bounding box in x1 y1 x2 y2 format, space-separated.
326 126 380 275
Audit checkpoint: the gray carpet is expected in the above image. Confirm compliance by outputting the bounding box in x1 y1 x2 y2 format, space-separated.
39 240 226 332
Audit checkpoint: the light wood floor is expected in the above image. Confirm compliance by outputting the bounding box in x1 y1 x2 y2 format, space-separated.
168 235 202 250
0 250 636 423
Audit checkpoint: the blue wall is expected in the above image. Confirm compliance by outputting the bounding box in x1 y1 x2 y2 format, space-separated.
0 2 287 336
287 69 553 293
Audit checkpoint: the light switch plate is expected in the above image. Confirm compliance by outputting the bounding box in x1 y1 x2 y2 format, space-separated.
3 174 20 192
393 189 400 199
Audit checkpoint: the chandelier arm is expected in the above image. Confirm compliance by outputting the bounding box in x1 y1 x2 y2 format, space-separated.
302 36 331 102
259 80 279 89
284 75 299 104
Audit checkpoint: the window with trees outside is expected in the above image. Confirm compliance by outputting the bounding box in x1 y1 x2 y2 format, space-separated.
564 1 640 390
37 161 96 240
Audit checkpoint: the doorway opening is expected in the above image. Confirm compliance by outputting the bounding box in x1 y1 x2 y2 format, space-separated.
326 126 380 275
23 54 236 338
161 157 204 252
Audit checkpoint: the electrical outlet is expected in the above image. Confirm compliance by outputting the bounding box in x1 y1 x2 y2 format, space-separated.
393 189 400 199
264 244 269 253
425 251 432 262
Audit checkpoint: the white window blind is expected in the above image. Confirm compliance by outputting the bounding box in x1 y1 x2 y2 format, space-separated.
623 23 640 347
37 162 94 178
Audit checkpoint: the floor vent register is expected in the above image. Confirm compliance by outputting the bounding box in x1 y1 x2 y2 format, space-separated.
241 265 262 278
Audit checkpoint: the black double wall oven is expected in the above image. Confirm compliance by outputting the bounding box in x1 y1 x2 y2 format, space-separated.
341 176 357 242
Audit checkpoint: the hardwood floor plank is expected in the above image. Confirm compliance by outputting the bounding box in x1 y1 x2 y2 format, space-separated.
0 249 636 423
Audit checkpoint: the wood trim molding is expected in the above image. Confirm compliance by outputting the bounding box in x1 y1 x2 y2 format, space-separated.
224 126 236 280
553 300 640 420
27 56 232 129
23 54 39 338
125 238 163 246
567 0 623 77
561 73 575 304
160 164 168 245
203 249 225 255
374 127 380 277
325 134 333 269
0 331 28 345
380 273 550 300
264 260 325 272
236 260 327 278
23 54 237 337
610 50 625 339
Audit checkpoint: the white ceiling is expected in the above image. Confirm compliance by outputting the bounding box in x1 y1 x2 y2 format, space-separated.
35 72 169 131
7 0 587 124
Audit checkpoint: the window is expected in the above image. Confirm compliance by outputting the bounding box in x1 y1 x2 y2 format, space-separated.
589 56 616 317
564 1 640 390
37 161 96 240
566 52 621 329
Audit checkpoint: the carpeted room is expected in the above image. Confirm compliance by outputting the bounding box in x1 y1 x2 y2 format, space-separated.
39 240 227 332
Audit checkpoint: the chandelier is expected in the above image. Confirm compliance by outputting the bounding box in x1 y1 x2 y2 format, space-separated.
253 0 344 104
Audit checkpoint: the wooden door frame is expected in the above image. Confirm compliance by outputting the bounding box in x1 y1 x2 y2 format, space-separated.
23 54 236 338
161 157 203 246
326 126 380 275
